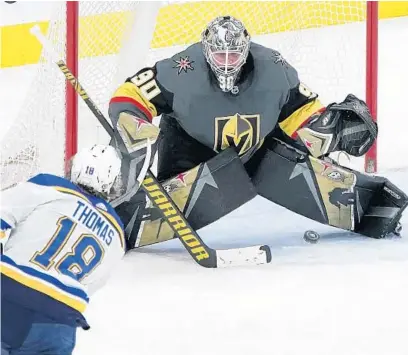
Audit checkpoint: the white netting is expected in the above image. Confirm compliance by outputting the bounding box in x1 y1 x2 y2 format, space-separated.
0 1 368 190
0 1 140 189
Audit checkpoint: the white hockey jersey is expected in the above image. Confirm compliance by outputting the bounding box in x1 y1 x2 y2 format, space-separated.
0 174 126 314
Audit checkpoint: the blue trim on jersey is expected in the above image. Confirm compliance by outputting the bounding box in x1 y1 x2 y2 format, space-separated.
29 174 84 194
1 254 89 303
1 218 12 230
28 174 124 231
2 273 89 329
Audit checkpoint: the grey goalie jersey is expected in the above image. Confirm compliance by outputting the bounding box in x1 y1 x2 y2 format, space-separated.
109 41 325 164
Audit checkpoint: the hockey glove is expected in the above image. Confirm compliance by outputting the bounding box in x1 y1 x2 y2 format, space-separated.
297 94 378 158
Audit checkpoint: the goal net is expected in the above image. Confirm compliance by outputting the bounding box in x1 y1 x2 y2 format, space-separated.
0 1 375 190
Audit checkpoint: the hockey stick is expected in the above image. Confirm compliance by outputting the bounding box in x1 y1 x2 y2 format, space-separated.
31 25 272 268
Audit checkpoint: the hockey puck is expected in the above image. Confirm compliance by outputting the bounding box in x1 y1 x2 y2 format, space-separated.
394 222 403 236
303 230 320 244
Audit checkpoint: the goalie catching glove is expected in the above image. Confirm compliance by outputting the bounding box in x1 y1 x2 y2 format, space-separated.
297 94 378 158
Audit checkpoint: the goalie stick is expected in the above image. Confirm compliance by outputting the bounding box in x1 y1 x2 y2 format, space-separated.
31 25 272 268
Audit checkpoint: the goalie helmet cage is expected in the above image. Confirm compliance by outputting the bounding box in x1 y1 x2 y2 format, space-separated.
0 1 378 190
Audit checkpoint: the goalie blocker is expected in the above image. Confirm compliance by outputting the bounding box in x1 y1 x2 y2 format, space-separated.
118 135 408 250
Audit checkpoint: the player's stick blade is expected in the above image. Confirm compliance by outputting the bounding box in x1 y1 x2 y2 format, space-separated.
216 245 271 268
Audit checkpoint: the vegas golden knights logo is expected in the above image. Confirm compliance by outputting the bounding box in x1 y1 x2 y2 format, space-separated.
214 113 260 156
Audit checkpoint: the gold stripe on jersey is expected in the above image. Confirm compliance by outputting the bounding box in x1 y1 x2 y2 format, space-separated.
1 264 87 313
279 100 324 137
54 186 125 249
54 187 91 204
112 82 158 118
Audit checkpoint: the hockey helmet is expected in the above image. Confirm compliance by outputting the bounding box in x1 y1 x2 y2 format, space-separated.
69 145 122 200
201 15 251 92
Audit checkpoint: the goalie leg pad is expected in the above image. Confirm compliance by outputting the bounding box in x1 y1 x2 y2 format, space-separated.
357 178 408 238
251 138 407 238
117 147 257 249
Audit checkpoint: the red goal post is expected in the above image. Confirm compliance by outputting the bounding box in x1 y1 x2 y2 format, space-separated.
365 1 378 174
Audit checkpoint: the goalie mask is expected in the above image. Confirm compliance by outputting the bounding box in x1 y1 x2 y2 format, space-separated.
201 16 251 92
69 145 123 200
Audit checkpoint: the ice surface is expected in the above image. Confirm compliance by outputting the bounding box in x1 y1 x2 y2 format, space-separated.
73 168 408 355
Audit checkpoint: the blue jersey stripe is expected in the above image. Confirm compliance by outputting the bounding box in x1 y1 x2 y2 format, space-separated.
1 255 89 302
1 219 12 230
29 174 85 193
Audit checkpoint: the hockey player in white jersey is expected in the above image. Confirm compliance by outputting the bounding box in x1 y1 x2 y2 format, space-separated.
1 145 125 355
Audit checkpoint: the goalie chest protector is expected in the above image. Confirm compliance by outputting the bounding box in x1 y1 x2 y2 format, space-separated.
155 42 299 162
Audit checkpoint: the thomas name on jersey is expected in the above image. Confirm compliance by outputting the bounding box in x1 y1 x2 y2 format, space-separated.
72 201 115 247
